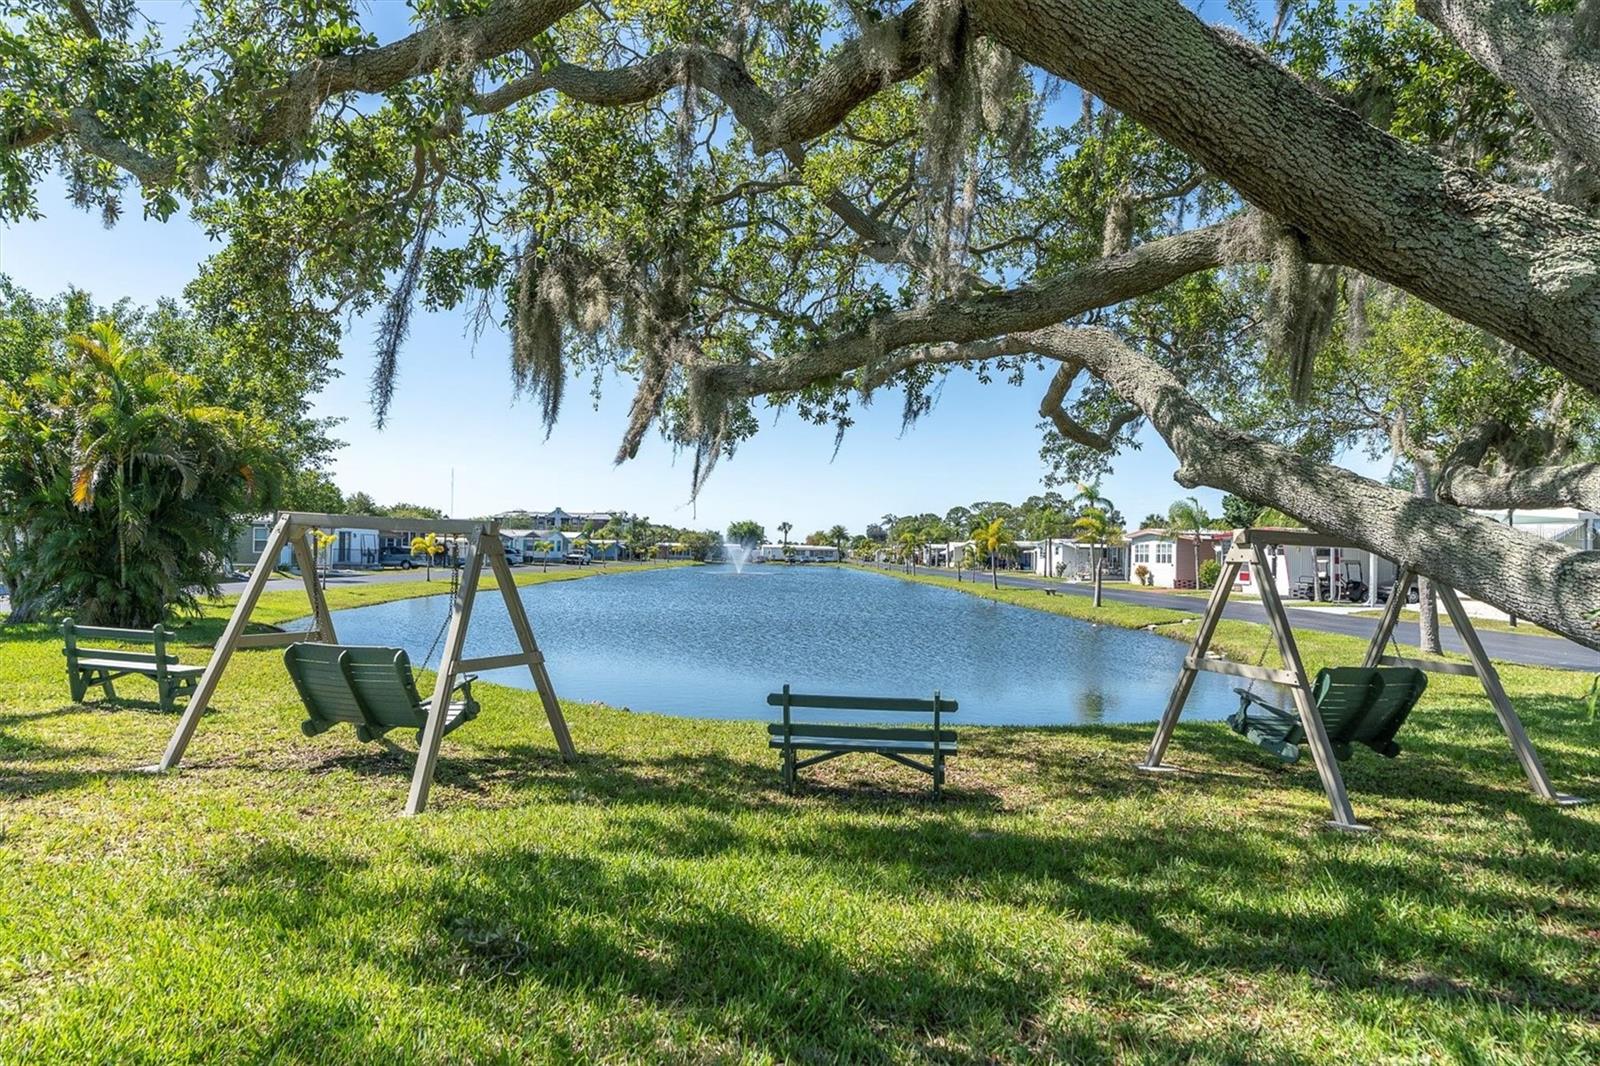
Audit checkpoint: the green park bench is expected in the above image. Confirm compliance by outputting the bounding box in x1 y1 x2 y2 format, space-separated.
62 618 203 713
767 685 957 797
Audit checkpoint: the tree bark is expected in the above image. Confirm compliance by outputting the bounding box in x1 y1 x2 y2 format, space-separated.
1412 464 1444 654
1439 459 1600 513
967 0 1600 396
1416 0 1600 199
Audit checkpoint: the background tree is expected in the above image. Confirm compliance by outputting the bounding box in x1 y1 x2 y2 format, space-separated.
896 526 926 574
1220 494 1262 530
726 520 765 548
0 320 287 625
971 517 1016 590
1071 505 1124 608
828 524 850 557
777 521 793 547
1027 505 1070 581
309 528 337 588
1166 496 1214 591
387 502 447 521
410 532 445 582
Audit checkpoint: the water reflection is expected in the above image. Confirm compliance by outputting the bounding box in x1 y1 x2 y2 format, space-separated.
302 565 1258 726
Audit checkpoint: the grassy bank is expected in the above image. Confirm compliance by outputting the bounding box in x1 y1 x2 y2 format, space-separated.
3 563 1599 1061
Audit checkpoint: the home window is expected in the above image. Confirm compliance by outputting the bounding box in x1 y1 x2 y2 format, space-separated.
252 525 269 551
1155 542 1174 564
1133 543 1150 564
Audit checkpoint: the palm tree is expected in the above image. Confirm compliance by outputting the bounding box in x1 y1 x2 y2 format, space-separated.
1167 495 1213 590
896 526 924 573
1072 506 1124 607
777 520 793 547
411 532 445 581
534 538 554 571
828 524 849 559
1029 506 1070 580
2 319 276 625
310 528 337 589
970 516 1015 589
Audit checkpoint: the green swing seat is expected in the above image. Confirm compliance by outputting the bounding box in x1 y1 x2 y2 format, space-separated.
1229 666 1428 763
283 642 479 744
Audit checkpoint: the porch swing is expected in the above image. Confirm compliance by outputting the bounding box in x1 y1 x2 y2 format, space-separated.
1134 527 1585 832
1225 621 1428 764
142 512 576 814
286 543 478 745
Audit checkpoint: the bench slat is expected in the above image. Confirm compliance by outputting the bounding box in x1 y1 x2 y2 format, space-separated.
63 624 172 642
72 658 203 676
765 692 958 713
769 737 956 755
766 723 956 742
67 649 175 665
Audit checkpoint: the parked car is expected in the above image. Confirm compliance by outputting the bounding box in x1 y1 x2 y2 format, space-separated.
503 546 525 566
376 548 416 570
1377 581 1421 604
562 551 590 566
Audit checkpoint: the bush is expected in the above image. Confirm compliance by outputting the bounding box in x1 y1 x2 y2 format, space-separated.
1198 559 1222 590
1134 563 1151 587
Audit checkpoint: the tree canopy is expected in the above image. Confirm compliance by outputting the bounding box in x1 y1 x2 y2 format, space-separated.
6 0 1600 644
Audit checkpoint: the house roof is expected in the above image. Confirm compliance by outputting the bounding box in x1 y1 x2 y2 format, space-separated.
1127 527 1233 541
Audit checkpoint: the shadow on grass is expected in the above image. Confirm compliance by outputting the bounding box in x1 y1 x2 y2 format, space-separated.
183 782 1598 1061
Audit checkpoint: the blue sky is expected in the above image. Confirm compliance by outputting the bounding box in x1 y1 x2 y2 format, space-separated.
0 1 1384 535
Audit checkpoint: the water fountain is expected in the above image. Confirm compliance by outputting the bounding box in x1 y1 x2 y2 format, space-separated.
721 540 756 574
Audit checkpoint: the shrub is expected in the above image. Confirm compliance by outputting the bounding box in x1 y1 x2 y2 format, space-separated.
1198 559 1222 590
1134 563 1151 586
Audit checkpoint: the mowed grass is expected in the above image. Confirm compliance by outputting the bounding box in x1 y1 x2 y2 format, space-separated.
2 564 1600 1062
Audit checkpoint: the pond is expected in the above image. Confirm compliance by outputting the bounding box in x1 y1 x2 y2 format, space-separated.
295 565 1258 726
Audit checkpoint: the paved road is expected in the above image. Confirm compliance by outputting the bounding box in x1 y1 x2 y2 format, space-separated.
883 566 1600 671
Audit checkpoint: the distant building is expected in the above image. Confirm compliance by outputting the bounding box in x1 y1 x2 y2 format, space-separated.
756 543 840 562
492 508 627 532
1126 528 1232 589
229 517 434 571
1032 538 1129 581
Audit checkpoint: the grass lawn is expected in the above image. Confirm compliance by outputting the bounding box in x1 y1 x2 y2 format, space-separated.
1348 608 1563 639
3 562 1600 1061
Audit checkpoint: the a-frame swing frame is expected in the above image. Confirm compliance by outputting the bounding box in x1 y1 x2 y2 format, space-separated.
149 511 575 814
1135 527 1584 831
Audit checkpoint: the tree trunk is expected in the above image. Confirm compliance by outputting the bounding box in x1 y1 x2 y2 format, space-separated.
991 554 999 589
1413 464 1444 654
1093 552 1104 607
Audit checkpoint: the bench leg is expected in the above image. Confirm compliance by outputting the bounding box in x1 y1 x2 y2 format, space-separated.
67 666 88 702
933 756 945 800
784 748 796 794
